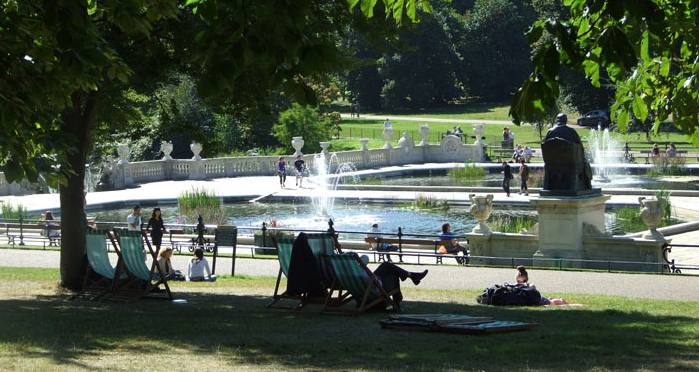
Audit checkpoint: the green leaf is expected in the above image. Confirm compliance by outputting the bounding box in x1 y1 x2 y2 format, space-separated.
360 0 378 19
640 31 649 60
632 96 648 121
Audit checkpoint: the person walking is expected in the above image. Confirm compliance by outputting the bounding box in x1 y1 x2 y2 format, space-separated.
147 207 167 251
519 159 529 196
502 161 513 197
294 155 306 188
277 157 287 188
127 205 142 231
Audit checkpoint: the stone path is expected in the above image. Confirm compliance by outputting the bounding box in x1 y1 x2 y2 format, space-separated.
340 113 513 125
2 248 698 301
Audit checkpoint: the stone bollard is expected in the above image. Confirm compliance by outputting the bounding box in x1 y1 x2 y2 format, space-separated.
469 193 493 235
292 136 305 157
359 138 370 167
114 143 133 188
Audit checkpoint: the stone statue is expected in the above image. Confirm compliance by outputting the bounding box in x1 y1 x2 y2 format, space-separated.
541 113 598 196
95 156 115 191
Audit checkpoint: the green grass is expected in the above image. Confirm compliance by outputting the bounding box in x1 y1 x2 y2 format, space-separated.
489 214 537 234
412 194 449 210
367 103 514 121
178 187 228 225
0 202 28 220
0 267 698 371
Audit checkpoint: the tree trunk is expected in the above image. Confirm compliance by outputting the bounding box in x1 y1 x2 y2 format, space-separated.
59 92 98 291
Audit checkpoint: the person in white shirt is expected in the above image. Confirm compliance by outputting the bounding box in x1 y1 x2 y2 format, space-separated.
383 118 392 129
127 205 142 231
187 248 216 282
366 223 400 262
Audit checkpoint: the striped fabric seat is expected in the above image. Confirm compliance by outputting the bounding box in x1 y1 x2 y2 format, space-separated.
86 230 116 280
327 253 375 303
306 233 336 287
276 237 294 277
118 230 151 281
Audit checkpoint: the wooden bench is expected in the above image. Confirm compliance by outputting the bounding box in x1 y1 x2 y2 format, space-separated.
493 149 513 162
364 237 466 264
4 222 60 247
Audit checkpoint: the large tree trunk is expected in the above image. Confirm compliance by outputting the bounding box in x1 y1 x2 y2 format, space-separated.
59 92 98 291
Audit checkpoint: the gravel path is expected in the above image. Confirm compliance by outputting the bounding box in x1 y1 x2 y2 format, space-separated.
3 248 698 301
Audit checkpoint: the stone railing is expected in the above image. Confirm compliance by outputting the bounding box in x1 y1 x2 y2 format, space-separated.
0 125 486 194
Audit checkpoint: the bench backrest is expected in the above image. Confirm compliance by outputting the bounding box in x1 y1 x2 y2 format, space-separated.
215 225 237 247
86 230 115 279
118 231 151 281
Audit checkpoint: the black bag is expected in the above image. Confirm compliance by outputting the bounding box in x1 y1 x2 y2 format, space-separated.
477 283 541 306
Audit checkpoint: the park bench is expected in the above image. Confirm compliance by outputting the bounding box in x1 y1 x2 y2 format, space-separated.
364 237 465 264
4 222 60 247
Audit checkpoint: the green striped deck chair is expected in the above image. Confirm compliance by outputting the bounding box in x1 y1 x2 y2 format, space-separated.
306 233 351 307
117 230 172 300
323 253 398 315
268 236 298 308
75 229 124 300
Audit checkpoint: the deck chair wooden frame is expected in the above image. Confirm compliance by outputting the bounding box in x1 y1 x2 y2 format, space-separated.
115 230 173 301
267 236 306 309
323 253 399 315
306 233 351 307
73 229 124 301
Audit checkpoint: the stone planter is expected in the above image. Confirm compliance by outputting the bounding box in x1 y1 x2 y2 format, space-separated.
359 138 369 151
383 127 394 149
419 124 429 146
117 143 130 165
639 197 664 240
190 142 203 160
469 193 493 234
292 136 304 156
473 123 484 145
161 141 173 160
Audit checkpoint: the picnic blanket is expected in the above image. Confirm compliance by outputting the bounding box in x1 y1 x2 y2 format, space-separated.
380 314 536 335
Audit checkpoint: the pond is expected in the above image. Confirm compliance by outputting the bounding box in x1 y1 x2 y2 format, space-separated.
88 201 666 239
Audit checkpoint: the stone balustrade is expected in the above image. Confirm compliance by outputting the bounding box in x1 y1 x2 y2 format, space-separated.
0 129 485 194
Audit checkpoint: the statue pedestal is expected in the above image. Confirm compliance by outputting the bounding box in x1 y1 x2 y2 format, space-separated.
530 194 610 265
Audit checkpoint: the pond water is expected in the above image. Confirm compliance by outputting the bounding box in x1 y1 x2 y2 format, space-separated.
356 170 699 190
89 201 657 238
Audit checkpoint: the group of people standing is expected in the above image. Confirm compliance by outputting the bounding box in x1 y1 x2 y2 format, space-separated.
124 205 215 282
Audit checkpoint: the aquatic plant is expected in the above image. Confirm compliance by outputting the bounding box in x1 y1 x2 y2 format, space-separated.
488 214 536 233
448 163 485 181
413 194 449 210
178 188 228 225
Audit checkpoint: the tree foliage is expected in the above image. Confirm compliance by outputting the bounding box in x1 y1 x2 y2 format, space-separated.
510 0 698 139
273 104 332 154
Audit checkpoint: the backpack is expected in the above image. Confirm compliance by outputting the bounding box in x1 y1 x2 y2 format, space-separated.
477 283 542 306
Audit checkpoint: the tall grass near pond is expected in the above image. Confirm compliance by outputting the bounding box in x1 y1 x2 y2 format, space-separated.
412 194 449 210
178 187 228 225
448 163 485 181
488 214 537 233
0 202 28 220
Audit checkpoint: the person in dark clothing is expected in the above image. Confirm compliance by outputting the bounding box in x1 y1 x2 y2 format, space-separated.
277 157 287 188
502 161 513 197
286 232 326 298
519 159 529 196
360 255 427 311
146 207 167 251
294 155 306 188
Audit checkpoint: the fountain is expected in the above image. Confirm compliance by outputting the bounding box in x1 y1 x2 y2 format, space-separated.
588 126 620 181
310 152 358 217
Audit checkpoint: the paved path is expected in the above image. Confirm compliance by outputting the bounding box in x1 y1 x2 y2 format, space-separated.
2 248 698 301
341 113 514 125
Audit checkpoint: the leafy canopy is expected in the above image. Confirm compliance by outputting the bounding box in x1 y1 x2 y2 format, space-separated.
510 0 698 139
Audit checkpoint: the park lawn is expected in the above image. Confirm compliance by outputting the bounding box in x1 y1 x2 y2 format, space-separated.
1 267 698 371
365 103 515 121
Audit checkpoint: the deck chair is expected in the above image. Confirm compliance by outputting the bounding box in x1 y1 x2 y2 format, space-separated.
268 236 304 309
73 229 124 301
306 233 351 307
323 253 398 315
117 230 173 300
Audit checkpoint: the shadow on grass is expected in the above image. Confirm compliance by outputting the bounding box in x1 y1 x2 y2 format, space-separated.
1 290 697 370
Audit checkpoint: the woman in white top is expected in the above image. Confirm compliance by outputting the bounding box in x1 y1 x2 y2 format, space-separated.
187 248 216 282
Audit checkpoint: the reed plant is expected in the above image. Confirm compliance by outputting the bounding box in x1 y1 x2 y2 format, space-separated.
0 202 28 220
448 163 485 181
178 188 228 225
648 156 686 176
412 194 449 210
488 214 536 233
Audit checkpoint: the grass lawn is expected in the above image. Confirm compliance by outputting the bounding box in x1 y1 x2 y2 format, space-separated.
1 267 698 371
364 103 515 121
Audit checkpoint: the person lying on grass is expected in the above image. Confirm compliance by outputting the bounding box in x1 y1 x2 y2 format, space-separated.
515 266 567 305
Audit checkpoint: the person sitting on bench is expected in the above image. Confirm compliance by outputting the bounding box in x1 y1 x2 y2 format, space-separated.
438 223 468 264
360 255 427 312
366 223 399 261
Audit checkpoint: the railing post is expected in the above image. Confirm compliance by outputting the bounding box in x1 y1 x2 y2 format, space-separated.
397 227 404 263
18 216 25 246
259 222 266 258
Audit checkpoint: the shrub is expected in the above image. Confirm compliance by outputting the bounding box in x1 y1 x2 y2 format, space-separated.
448 163 485 181
0 202 28 220
655 189 672 220
648 156 686 176
273 103 331 154
526 169 545 188
178 188 228 225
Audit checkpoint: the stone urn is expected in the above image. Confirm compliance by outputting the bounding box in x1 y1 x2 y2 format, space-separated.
160 141 173 160
639 197 664 240
319 141 330 157
292 136 304 156
473 123 485 145
190 141 203 160
469 193 493 234
359 138 369 151
418 124 430 146
117 143 130 165
383 126 394 149
397 132 413 152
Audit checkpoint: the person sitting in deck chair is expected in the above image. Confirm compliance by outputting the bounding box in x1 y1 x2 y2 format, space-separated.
286 232 326 298
366 223 399 262
186 248 216 282
438 223 468 265
359 255 427 312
